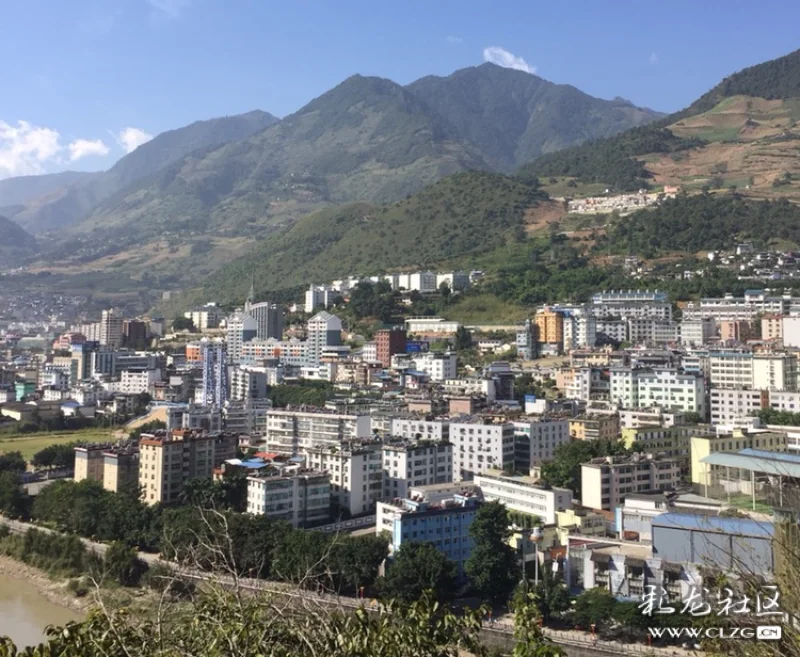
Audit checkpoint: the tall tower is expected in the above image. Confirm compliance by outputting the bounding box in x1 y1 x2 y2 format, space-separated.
199 338 228 407
245 275 256 313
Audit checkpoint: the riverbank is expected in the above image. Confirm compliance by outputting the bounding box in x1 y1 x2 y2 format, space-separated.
0 554 90 615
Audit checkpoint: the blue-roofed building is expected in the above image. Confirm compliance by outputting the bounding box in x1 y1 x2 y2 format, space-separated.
376 492 480 579
652 512 775 576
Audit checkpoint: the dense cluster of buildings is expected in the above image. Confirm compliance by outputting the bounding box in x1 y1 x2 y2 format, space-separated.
4 283 800 604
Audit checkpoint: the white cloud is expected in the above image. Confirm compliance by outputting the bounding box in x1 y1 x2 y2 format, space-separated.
68 138 110 161
147 0 191 19
446 36 463 44
482 46 536 74
0 120 62 179
649 51 659 65
115 127 154 153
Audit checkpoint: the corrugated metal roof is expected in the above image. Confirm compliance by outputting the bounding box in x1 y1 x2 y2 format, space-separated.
652 512 774 538
700 450 800 478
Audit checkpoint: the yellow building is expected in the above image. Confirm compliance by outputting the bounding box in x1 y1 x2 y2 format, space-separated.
102 450 139 493
139 429 216 505
690 429 787 487
621 424 716 465
569 414 620 441
534 310 564 345
556 507 607 543
74 445 107 483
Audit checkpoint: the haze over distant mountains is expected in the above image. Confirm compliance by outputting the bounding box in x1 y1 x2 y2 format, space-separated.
4 63 660 240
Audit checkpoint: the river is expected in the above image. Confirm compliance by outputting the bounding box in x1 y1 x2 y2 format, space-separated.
0 573 81 649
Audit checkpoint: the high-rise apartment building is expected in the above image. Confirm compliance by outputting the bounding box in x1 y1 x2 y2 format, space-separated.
226 311 257 364
375 328 406 367
139 429 216 505
246 301 284 340
265 408 371 455
199 338 228 406
306 311 342 367
99 309 123 348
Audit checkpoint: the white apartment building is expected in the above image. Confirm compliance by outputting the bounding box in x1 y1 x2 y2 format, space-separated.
408 271 437 293
408 352 458 381
305 285 337 313
708 351 753 388
474 470 572 525
627 319 678 346
783 316 800 348
304 442 384 516
680 318 716 347
449 419 516 481
610 368 705 415
709 388 764 425
265 408 371 454
184 304 223 331
753 354 798 391
99 309 123 348
590 290 672 321
226 311 257 364
405 317 461 335
595 320 628 344
513 418 570 465
120 368 161 395
306 311 343 367
382 440 453 499
229 367 268 401
563 312 597 350
683 290 800 322
246 467 331 527
391 416 450 442
435 271 470 291
581 453 681 510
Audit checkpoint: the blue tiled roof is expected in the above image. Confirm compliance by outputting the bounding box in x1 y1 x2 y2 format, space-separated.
652 512 774 538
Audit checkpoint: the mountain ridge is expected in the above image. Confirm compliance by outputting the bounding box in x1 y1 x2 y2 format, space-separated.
12 110 280 234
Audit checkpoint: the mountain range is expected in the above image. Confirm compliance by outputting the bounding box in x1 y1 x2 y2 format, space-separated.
6 49 800 313
5 63 658 245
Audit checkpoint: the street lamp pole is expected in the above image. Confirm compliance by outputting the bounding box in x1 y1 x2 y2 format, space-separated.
532 525 543 588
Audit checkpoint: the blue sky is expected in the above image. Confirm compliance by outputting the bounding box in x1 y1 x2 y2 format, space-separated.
1 0 799 179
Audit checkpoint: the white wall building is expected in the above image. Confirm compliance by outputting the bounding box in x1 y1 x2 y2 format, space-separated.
304 442 384 516
382 440 453 500
246 467 331 527
265 409 371 454
391 416 450 442
120 368 161 395
513 418 571 465
709 388 764 425
449 419 515 481
581 453 681 510
409 352 458 381
474 470 572 525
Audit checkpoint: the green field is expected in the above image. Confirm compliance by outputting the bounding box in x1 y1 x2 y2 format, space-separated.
0 429 116 461
442 293 529 325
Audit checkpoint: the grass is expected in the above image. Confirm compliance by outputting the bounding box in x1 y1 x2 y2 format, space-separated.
727 494 773 515
442 293 529 325
540 177 608 198
0 429 116 461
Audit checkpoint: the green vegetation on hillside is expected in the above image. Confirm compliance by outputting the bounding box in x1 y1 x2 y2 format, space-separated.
202 172 546 301
518 125 703 190
599 193 800 257
681 47 800 117
0 214 38 265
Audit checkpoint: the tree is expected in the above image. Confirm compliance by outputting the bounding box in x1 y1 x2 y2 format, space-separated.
572 588 617 630
104 541 147 587
0 451 25 473
465 502 520 605
379 542 458 603
531 569 571 622
540 439 628 496
171 316 195 332
0 471 27 518
32 443 76 470
439 281 451 304
454 325 472 351
512 593 566 657
331 534 390 594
